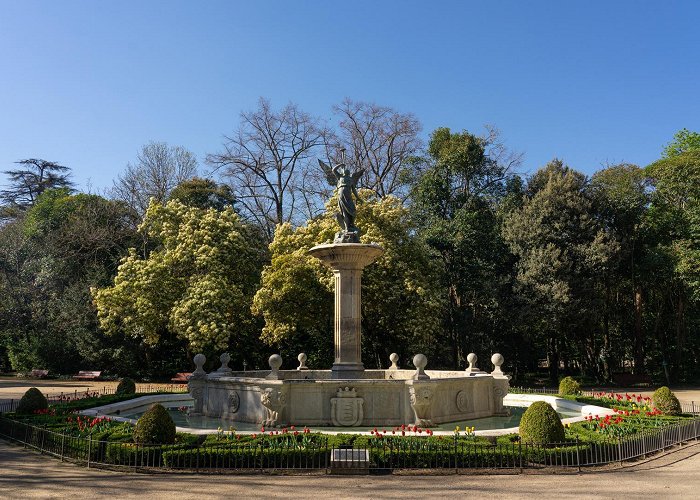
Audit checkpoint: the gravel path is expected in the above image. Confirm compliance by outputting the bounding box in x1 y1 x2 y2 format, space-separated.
1 440 699 499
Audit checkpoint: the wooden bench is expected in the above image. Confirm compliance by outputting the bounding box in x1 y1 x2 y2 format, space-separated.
74 370 102 381
171 372 192 383
612 372 653 387
30 369 49 379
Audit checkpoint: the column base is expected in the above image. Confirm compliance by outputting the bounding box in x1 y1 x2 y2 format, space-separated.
331 362 365 379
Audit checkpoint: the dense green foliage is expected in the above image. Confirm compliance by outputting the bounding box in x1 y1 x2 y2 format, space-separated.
558 376 581 396
133 404 176 444
652 386 682 416
15 387 48 414
518 402 565 444
93 199 267 362
1 122 699 384
116 378 136 395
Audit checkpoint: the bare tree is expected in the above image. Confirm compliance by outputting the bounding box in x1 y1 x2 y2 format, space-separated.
207 98 327 240
111 142 198 217
332 99 423 199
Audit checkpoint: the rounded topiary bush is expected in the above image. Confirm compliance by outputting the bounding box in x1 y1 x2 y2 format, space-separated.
519 401 565 445
116 377 136 395
133 404 176 444
558 376 581 396
652 386 682 416
16 387 48 414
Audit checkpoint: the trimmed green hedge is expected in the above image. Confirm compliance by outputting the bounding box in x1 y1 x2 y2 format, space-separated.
16 388 48 414
133 404 175 444
558 377 581 396
162 446 329 469
519 401 565 444
653 386 682 416
116 378 136 395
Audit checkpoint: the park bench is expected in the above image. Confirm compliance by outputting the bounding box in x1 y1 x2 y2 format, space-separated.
74 370 102 381
171 372 192 383
612 372 653 387
30 369 49 379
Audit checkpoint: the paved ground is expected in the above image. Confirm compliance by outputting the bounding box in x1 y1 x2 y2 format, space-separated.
1 440 699 499
0 377 184 401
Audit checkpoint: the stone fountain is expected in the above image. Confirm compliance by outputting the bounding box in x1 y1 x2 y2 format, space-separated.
188 152 510 428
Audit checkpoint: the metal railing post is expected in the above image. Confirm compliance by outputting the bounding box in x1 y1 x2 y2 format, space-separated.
575 436 581 472
519 441 523 472
87 433 92 469
617 438 622 466
454 435 458 474
60 433 65 462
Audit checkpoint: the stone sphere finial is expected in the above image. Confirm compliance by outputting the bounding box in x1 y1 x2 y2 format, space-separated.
491 353 504 375
412 353 430 380
217 352 232 374
297 353 309 370
269 354 283 370
193 353 207 377
266 354 283 380
389 353 399 370
465 352 479 374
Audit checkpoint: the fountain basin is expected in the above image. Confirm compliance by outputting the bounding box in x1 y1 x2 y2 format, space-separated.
188 367 510 428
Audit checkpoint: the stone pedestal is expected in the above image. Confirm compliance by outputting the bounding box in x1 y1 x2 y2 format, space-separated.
308 243 384 379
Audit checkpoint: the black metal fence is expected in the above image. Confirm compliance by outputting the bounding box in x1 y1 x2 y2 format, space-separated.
1 415 698 473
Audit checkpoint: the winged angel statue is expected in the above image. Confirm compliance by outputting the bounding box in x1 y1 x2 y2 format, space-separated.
318 150 364 243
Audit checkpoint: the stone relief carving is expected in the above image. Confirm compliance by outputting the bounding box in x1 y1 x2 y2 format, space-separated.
409 385 434 427
190 386 204 415
331 387 364 427
455 390 468 413
260 387 287 427
228 391 240 413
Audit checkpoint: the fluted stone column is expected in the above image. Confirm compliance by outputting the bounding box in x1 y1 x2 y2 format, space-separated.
308 242 384 379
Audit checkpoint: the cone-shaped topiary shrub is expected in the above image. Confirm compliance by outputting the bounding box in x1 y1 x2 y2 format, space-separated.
558 376 581 396
16 387 48 414
519 401 565 445
116 377 136 395
133 404 176 444
652 386 682 416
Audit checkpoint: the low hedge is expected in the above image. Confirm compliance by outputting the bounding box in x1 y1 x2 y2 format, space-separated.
162 445 329 469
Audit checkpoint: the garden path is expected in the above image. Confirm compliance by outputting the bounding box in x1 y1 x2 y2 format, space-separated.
0 440 698 499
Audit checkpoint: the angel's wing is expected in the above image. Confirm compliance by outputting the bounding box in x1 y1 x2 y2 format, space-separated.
318 159 337 186
351 168 365 185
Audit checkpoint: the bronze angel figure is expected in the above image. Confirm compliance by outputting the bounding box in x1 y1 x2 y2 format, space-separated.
318 151 364 243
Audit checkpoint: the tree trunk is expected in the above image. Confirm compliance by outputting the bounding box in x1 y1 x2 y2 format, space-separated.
548 336 559 386
674 292 685 379
633 285 644 373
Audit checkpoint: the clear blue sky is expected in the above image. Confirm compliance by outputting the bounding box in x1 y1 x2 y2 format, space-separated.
1 0 698 192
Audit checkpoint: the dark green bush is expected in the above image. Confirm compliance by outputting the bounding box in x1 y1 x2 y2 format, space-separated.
519 401 565 445
652 386 682 416
116 378 136 395
133 404 176 444
16 387 48 414
558 376 581 396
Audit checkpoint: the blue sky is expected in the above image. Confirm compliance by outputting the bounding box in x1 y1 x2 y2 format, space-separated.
0 0 698 192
